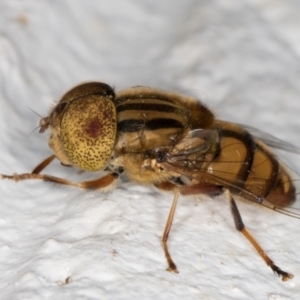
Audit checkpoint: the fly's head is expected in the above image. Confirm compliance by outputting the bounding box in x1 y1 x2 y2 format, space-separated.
39 82 117 171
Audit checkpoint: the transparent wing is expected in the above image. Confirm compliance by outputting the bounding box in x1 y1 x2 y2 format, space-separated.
160 128 300 219
166 128 218 165
238 123 300 154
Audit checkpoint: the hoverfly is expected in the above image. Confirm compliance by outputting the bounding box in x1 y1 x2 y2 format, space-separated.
2 82 299 281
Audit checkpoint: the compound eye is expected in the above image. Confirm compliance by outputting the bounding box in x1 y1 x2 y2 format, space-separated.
59 95 117 171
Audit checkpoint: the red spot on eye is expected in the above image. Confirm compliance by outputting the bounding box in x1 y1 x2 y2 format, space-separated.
86 118 102 138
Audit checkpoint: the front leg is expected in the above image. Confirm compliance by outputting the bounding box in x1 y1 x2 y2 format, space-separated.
32 155 56 174
1 171 120 191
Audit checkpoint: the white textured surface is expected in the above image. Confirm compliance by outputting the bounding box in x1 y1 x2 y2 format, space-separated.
1 1 300 299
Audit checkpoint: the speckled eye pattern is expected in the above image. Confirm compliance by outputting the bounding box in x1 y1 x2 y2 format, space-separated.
60 95 117 171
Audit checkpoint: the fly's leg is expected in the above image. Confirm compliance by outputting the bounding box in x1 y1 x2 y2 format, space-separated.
162 189 180 273
155 181 180 272
156 181 224 273
181 183 223 196
1 172 120 190
32 155 56 174
225 189 293 281
2 153 122 190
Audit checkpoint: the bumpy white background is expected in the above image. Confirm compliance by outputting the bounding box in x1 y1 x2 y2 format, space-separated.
1 1 300 299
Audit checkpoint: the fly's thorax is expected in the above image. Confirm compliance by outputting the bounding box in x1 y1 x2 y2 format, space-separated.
114 86 215 154
44 82 117 171
120 152 173 184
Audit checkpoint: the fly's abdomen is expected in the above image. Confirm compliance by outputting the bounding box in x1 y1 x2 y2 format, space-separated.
246 140 295 207
204 121 295 207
